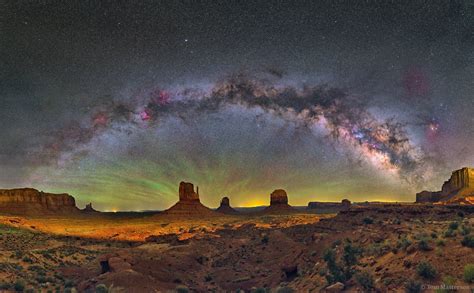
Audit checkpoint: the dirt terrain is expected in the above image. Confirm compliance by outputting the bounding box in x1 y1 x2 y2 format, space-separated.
0 205 473 292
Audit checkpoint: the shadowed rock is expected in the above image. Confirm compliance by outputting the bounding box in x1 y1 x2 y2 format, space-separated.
162 181 218 217
82 202 99 213
0 188 79 215
216 196 239 215
263 189 295 214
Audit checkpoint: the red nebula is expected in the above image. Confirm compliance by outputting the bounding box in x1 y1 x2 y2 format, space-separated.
403 67 430 97
139 110 152 121
92 112 109 127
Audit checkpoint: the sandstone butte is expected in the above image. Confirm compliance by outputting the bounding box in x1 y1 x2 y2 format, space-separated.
215 196 239 215
161 181 219 217
416 167 474 204
263 189 296 214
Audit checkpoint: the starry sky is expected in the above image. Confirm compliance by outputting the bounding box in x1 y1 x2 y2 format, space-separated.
1 1 473 211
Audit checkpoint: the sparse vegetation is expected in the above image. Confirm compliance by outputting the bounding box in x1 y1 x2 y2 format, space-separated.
355 271 374 291
461 235 474 248
95 284 108 293
14 280 25 292
449 222 459 230
464 264 474 283
362 217 374 225
418 239 431 251
405 279 422 293
416 261 437 279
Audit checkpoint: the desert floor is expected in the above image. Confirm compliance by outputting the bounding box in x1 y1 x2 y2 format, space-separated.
0 206 473 292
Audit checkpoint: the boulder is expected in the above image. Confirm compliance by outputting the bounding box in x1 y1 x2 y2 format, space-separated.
0 188 79 215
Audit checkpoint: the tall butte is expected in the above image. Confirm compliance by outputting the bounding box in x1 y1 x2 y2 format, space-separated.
162 181 218 217
263 189 296 214
416 167 474 204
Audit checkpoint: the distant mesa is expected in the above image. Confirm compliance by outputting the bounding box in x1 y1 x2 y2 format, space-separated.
82 202 99 213
263 189 295 213
0 188 80 215
307 199 351 212
162 181 218 217
416 167 474 204
216 196 238 215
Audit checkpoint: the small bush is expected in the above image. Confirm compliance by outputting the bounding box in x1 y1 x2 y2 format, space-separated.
363 217 374 225
436 239 445 246
443 229 456 238
405 279 422 293
418 239 431 251
0 283 11 290
64 279 74 288
261 234 269 244
464 264 474 283
355 271 374 291
95 284 108 293
416 261 437 279
397 237 412 251
461 235 474 248
276 287 294 293
430 232 438 239
175 285 189 293
449 222 459 230
14 280 25 292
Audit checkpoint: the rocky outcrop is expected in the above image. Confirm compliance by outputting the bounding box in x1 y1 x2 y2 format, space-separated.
82 202 99 213
216 196 238 215
0 188 79 215
162 182 218 217
263 189 295 214
308 199 351 212
416 167 474 204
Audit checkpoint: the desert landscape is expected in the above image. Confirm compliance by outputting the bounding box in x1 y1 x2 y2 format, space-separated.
0 169 473 292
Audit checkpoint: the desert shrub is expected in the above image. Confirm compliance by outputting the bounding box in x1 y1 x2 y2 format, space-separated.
64 279 74 288
342 241 361 267
464 264 474 283
175 285 189 293
363 217 374 225
14 280 25 292
405 279 422 293
397 237 411 250
461 235 474 248
355 271 374 291
435 275 456 293
443 229 456 238
418 239 431 251
25 289 34 293
251 288 267 293
95 284 108 293
393 218 401 225
22 256 33 263
436 239 445 246
416 261 437 279
457 211 465 218
461 225 471 236
449 222 459 230
204 274 212 282
0 283 11 290
276 287 294 293
261 234 269 244
431 232 438 239
323 249 346 284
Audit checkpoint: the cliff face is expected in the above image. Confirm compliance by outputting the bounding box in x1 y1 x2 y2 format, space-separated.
0 188 79 215
308 199 351 211
416 167 474 204
163 182 218 217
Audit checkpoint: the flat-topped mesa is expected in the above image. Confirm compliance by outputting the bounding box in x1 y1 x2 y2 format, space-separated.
308 199 351 211
0 188 79 215
416 167 474 204
178 182 200 202
216 196 238 215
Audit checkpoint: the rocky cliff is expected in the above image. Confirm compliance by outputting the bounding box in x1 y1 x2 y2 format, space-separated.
0 188 80 215
416 167 474 204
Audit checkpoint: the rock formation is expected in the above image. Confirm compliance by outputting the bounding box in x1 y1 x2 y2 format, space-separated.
82 202 99 213
162 181 218 217
216 196 238 215
416 167 474 204
0 188 79 215
263 189 295 213
307 199 351 212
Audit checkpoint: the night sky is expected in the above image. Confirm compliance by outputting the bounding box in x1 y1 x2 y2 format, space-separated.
1 1 473 211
